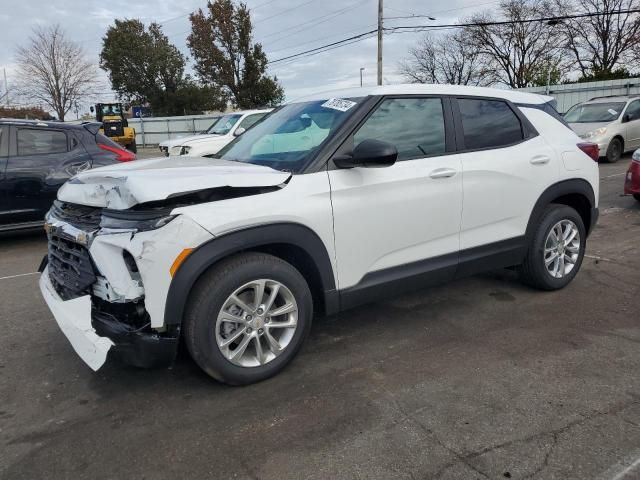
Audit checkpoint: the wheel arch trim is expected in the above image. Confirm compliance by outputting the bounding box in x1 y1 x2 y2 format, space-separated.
163 223 338 326
525 178 597 242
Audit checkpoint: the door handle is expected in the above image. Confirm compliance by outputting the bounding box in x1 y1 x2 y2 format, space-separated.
429 168 457 179
530 155 551 165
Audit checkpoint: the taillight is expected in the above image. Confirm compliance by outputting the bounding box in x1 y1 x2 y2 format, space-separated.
577 142 599 162
98 143 136 162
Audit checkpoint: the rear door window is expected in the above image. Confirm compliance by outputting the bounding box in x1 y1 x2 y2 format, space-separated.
457 98 524 150
354 97 446 160
17 128 68 156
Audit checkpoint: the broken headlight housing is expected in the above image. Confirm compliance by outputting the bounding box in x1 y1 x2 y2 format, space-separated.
100 209 177 232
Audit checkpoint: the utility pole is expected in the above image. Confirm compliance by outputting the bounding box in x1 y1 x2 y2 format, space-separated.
360 67 365 87
377 0 383 86
3 69 8 106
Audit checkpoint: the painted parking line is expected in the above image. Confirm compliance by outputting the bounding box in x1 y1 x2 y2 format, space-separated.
608 455 640 480
0 272 39 281
602 172 627 179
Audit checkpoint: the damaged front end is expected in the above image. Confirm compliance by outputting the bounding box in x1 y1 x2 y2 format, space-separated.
40 200 214 370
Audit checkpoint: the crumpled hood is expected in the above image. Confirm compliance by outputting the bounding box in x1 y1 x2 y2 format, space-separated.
569 122 610 136
57 156 291 210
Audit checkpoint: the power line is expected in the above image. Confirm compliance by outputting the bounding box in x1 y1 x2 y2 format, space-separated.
267 9 640 66
266 23 377 55
261 0 369 44
271 33 379 67
254 0 316 24
387 8 640 32
268 29 378 64
384 0 500 20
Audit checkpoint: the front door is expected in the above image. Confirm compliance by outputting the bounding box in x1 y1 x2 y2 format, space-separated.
328 96 463 298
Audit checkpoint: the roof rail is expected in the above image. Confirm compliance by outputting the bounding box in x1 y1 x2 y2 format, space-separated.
588 93 640 101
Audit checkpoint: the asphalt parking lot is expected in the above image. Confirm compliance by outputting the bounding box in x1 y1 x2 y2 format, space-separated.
1 157 639 480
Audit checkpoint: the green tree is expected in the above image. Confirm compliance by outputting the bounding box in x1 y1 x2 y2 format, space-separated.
100 19 225 116
188 0 284 109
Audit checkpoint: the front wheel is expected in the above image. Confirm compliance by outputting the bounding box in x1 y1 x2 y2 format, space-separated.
184 253 313 385
519 204 586 290
605 138 622 163
126 142 137 153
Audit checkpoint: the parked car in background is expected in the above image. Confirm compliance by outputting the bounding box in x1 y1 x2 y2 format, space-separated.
158 115 222 156
39 84 598 385
565 95 640 163
175 109 272 157
624 149 640 202
0 119 135 232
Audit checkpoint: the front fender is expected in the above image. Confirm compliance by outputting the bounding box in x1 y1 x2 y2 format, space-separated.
164 223 338 326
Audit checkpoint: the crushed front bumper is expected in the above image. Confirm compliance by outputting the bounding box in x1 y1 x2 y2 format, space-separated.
40 267 113 370
41 264 180 370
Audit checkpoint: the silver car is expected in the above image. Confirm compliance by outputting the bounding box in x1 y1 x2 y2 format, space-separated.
565 95 640 162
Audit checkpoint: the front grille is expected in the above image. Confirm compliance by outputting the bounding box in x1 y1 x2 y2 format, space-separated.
48 233 97 300
104 121 124 137
50 201 102 231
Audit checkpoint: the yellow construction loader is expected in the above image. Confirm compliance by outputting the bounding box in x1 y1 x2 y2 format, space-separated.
90 103 137 152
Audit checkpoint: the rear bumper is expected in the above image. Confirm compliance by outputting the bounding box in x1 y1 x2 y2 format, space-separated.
40 265 179 370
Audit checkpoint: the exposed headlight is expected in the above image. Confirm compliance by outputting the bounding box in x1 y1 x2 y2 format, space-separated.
581 127 607 139
180 146 191 155
100 210 177 232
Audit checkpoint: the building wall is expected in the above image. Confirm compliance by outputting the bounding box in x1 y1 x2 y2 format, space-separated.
520 78 640 113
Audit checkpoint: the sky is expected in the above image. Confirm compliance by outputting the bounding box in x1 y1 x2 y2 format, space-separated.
0 0 498 116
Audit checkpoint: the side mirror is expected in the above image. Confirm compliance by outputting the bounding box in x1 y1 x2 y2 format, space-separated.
234 127 246 137
334 139 398 169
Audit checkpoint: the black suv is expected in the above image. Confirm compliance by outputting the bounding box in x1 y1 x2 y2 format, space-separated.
0 119 135 232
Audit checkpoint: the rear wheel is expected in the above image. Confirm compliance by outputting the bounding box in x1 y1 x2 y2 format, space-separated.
520 204 586 290
634 194 640 202
126 142 137 153
605 138 622 163
184 253 313 385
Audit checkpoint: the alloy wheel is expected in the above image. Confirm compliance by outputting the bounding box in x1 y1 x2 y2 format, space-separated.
543 219 581 278
215 279 298 367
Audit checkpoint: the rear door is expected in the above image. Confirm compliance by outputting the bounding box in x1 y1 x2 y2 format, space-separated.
3 126 90 224
454 97 558 254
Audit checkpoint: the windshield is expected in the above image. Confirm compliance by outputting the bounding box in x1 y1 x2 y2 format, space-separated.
216 98 363 173
564 102 625 123
210 114 242 135
205 117 222 133
101 104 122 116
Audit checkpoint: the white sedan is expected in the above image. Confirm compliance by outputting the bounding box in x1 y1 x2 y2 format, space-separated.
173 109 272 157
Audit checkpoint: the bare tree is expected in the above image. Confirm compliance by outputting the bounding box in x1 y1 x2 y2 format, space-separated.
464 0 568 88
557 0 640 78
15 25 97 121
399 32 491 85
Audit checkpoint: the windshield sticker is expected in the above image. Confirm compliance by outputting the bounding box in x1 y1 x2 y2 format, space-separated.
321 98 357 112
608 109 618 115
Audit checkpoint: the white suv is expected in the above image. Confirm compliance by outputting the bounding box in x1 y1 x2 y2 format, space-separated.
40 84 599 385
169 109 272 157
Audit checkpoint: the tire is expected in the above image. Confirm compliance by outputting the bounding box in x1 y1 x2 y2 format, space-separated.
183 252 313 385
519 204 586 290
634 194 640 202
605 137 622 163
127 142 137 153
